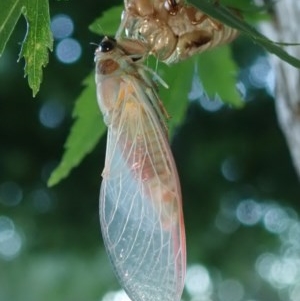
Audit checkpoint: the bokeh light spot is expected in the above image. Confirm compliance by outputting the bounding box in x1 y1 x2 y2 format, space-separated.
221 157 241 182
188 66 204 101
288 221 300 247
263 206 290 234
199 95 223 112
185 264 212 297
255 252 276 280
270 257 298 287
188 67 223 112
249 56 271 89
51 14 74 39
0 216 22 260
215 211 239 234
31 189 53 213
236 81 246 99
39 100 65 129
41 161 58 183
102 290 131 301
215 197 240 233
236 199 262 226
55 38 82 64
0 181 22 206
0 216 14 242
218 279 244 301
291 283 300 301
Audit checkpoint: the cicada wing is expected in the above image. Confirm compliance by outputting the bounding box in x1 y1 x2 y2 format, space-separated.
99 84 185 301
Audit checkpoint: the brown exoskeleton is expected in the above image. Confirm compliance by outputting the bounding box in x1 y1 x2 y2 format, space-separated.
116 0 239 64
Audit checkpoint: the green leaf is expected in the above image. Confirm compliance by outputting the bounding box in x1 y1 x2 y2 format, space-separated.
218 0 264 12
89 5 123 37
0 0 53 96
156 59 195 136
0 0 24 55
156 48 242 129
19 0 53 96
189 0 300 68
197 45 242 107
151 46 242 128
48 73 106 187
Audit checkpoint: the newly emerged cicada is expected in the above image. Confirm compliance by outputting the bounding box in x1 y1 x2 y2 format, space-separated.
95 37 186 301
116 0 239 63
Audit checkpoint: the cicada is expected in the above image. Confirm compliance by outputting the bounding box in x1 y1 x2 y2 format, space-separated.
116 0 239 64
95 37 186 301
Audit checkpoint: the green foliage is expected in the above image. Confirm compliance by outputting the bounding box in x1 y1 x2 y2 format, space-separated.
220 0 266 12
48 74 106 187
0 1 23 55
157 59 195 135
1 0 300 185
197 46 242 107
19 0 53 96
89 6 123 37
0 0 53 96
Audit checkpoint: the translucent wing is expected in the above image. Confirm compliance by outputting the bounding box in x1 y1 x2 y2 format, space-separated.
100 76 186 301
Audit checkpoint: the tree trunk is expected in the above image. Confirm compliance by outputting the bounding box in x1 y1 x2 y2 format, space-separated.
260 0 300 180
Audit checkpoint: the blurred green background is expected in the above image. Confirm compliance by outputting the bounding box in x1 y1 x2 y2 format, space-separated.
1 1 300 301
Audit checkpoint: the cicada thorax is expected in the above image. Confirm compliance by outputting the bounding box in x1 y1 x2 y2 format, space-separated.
119 0 239 63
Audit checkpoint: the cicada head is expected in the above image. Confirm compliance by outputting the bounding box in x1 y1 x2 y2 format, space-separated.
95 37 120 76
94 37 125 124
94 37 146 126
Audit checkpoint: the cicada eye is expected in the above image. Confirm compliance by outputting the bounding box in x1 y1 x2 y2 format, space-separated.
99 38 116 53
